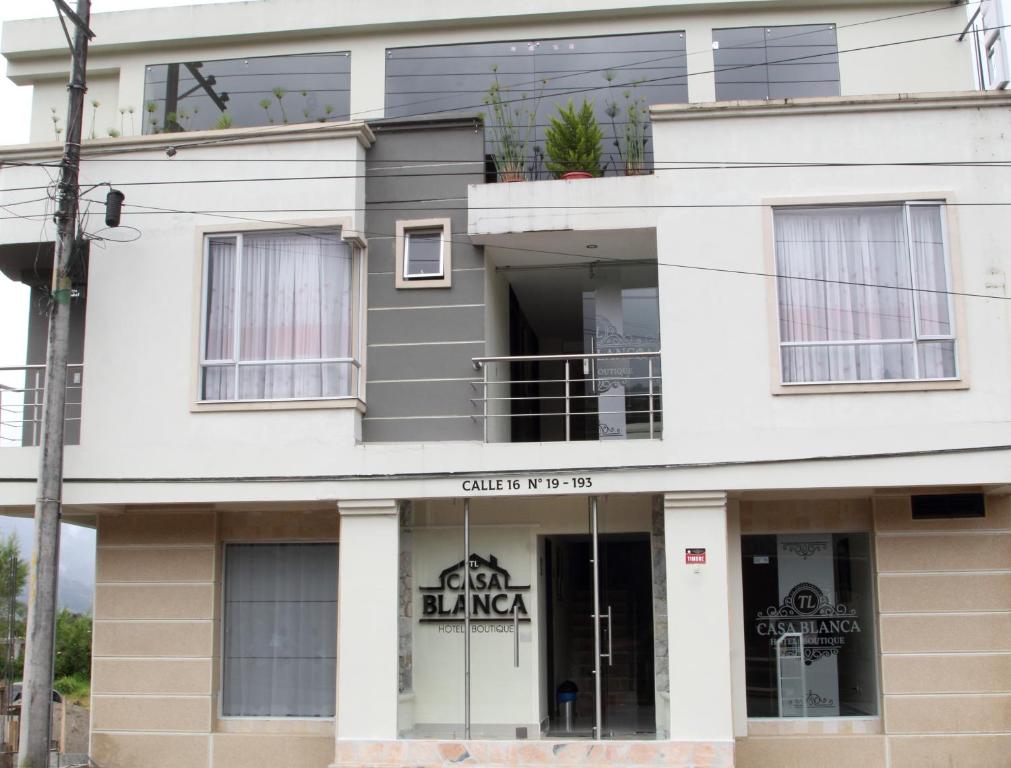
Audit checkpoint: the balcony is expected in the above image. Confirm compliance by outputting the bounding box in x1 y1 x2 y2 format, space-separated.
472 351 661 443
0 364 82 447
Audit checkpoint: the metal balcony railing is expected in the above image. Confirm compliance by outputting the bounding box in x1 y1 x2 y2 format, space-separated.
0 364 83 448
472 352 662 443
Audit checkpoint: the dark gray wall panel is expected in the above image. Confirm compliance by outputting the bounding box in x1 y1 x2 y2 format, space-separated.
364 119 488 442
368 305 485 345
363 379 481 419
367 342 485 382
362 416 480 442
368 266 485 308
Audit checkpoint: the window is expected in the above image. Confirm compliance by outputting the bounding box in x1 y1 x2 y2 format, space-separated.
774 202 957 384
405 231 444 278
396 219 452 288
713 24 840 101
741 533 878 718
386 31 688 178
911 493 986 519
200 228 361 401
981 0 1009 89
143 51 350 134
222 543 337 717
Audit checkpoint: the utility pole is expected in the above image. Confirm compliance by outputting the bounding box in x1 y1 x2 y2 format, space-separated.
18 2 92 766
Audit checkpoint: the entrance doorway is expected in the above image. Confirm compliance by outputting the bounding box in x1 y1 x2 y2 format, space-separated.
542 532 656 738
399 495 661 741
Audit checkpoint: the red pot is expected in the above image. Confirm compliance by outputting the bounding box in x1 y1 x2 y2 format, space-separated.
561 171 594 180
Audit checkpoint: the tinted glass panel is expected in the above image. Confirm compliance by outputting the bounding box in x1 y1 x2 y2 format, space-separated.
143 52 350 133
223 543 337 717
714 24 839 101
742 533 878 718
386 32 688 178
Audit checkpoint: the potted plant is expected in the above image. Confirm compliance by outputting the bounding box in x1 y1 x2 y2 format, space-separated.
604 74 649 176
544 98 603 179
620 90 649 175
483 66 539 182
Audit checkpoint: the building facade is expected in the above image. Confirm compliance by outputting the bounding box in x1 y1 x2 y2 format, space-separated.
1 1 1009 767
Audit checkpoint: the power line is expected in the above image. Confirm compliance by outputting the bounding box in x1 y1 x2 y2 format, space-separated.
4 157 1011 194
29 199 1011 219
307 1 982 122
66 196 1011 303
49 11 999 159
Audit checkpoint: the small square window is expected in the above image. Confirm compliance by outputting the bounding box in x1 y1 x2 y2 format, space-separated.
404 230 444 279
396 218 452 289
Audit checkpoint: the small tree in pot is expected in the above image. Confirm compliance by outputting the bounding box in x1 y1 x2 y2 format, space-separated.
545 98 603 179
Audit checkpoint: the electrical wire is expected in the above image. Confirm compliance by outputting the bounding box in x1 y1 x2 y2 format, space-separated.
26 198 1011 218
67 196 1011 304
4 156 1011 195
184 1 982 125
43 10 1000 160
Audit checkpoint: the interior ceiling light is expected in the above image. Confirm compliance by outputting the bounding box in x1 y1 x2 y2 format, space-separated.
585 244 598 249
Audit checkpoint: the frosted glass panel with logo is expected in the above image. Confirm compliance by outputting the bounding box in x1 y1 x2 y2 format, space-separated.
401 502 536 739
741 533 878 717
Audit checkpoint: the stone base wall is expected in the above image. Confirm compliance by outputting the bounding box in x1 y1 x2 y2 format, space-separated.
333 739 734 768
735 495 1011 768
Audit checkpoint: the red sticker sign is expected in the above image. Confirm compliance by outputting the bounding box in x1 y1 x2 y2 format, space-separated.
685 548 707 564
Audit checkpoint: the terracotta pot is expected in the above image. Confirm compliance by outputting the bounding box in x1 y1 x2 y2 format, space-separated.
561 171 594 180
498 171 526 182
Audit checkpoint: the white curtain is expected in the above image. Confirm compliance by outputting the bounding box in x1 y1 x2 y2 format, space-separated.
203 231 354 400
203 237 236 399
908 205 956 377
222 543 337 717
776 205 952 383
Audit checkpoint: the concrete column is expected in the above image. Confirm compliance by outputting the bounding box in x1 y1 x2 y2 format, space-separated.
336 499 400 740
663 491 734 743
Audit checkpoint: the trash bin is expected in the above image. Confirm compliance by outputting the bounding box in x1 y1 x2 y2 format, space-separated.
557 681 578 733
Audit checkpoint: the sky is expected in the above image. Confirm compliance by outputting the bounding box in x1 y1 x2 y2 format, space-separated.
0 0 249 611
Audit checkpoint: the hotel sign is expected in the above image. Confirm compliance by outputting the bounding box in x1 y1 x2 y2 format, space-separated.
755 582 863 663
419 553 530 623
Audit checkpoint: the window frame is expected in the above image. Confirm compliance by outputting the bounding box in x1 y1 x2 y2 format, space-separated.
764 194 969 395
395 218 452 289
217 540 339 721
193 221 366 411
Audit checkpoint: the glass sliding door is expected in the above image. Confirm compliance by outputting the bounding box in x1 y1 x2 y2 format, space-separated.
594 498 657 738
402 495 657 741
545 497 657 739
467 500 539 739
402 501 465 737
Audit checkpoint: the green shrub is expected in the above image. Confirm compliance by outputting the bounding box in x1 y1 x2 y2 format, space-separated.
54 673 90 707
544 98 603 178
54 609 91 680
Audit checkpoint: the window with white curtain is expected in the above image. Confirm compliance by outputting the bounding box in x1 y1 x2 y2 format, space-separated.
200 228 359 401
222 543 337 717
774 202 957 384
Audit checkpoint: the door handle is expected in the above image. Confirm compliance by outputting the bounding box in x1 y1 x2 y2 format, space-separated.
513 606 520 668
601 605 613 667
